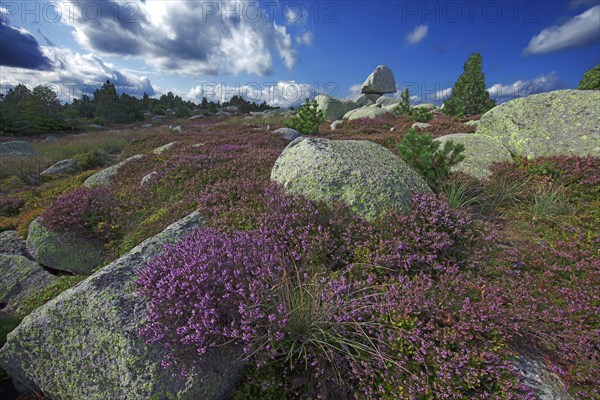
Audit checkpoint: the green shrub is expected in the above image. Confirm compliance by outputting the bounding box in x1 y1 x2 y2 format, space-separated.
73 149 106 170
411 107 432 122
397 128 465 192
286 98 324 135
395 88 412 116
443 53 495 117
577 64 600 90
175 106 189 118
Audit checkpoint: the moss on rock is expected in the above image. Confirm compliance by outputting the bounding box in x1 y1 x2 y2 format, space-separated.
476 89 600 158
26 218 106 275
271 137 432 220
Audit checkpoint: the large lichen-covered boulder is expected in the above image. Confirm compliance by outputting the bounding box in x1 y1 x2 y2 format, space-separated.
84 154 144 187
0 255 56 315
315 95 360 121
476 90 600 158
343 107 392 121
434 133 513 180
0 212 244 400
0 141 36 157
361 65 397 94
271 138 432 220
26 218 106 274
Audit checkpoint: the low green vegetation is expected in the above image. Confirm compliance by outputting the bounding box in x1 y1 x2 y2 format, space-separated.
397 127 466 191
286 98 324 134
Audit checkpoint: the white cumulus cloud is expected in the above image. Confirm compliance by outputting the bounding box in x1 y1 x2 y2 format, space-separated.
0 47 156 101
185 80 320 108
523 6 600 55
405 25 429 46
55 0 311 76
487 71 566 103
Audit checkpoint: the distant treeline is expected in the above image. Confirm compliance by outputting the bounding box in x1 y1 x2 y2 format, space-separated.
0 80 274 136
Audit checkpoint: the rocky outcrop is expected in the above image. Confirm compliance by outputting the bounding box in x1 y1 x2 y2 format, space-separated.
433 133 513 179
0 255 56 315
0 212 244 400
26 218 106 274
271 137 432 220
476 89 600 158
83 154 144 187
315 95 360 121
361 65 397 94
343 107 391 121
40 159 78 177
0 141 36 157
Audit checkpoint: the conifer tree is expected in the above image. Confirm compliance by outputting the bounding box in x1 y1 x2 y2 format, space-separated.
443 53 495 117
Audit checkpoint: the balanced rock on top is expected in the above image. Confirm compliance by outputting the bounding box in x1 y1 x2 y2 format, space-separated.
361 65 397 95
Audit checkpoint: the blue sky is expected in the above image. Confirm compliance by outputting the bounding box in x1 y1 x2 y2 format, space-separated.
1 0 599 106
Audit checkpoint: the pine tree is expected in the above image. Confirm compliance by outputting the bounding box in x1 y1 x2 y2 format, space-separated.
395 88 412 116
443 53 495 117
286 98 324 134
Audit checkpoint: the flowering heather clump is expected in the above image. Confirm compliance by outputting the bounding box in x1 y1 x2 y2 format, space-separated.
40 186 118 240
136 228 401 398
366 192 487 276
257 184 374 271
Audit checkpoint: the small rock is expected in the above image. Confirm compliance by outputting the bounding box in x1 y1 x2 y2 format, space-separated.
141 171 159 186
153 142 176 155
224 106 239 113
330 120 343 131
188 115 204 120
464 120 480 127
272 128 300 142
40 159 78 177
141 124 153 129
42 136 58 143
169 125 182 133
87 124 105 130
412 122 431 130
390 127 396 132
